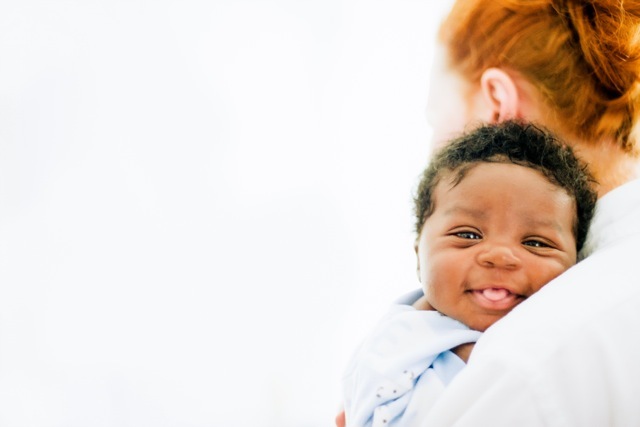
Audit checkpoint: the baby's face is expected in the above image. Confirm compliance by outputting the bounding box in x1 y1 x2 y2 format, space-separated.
416 162 578 331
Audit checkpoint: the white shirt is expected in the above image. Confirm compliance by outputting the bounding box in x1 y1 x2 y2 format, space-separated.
422 178 640 426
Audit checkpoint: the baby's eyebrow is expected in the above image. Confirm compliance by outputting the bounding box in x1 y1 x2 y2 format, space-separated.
519 214 567 231
444 206 487 219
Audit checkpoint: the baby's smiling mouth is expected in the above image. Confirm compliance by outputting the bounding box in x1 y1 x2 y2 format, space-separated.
469 287 524 311
481 288 511 301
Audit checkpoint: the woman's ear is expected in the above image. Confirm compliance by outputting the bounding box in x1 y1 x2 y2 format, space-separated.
480 68 520 123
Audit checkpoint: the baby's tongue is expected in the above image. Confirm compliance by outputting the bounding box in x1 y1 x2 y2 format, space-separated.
482 288 510 301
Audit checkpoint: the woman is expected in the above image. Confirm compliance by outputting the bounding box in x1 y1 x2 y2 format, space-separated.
338 0 640 425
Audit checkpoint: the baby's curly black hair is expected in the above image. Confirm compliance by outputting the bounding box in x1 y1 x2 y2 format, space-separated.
414 120 598 252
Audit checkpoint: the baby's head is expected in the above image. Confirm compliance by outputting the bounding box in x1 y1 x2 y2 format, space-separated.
414 120 597 331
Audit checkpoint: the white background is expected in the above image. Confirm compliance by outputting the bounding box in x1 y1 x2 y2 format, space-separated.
0 1 452 425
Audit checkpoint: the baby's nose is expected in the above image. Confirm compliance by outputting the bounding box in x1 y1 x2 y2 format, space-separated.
476 244 521 269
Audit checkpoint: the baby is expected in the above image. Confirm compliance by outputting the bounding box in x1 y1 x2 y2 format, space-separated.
341 120 597 427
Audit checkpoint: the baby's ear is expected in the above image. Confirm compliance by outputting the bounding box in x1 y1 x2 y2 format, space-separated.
480 68 520 123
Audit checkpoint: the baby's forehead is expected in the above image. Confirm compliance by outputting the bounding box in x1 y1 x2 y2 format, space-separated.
434 161 573 202
432 162 578 220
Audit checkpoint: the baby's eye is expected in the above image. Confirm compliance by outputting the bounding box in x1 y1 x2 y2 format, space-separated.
523 240 550 248
455 231 481 240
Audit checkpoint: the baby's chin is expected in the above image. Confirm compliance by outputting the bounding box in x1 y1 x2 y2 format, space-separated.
459 313 507 333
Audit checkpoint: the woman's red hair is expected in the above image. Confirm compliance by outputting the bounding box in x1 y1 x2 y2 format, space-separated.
440 0 640 154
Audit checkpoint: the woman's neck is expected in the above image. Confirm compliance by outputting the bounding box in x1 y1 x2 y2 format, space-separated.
570 138 639 198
